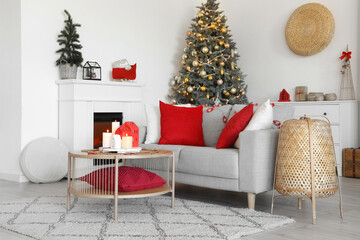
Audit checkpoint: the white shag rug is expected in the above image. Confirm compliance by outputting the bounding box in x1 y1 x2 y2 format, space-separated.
0 195 294 239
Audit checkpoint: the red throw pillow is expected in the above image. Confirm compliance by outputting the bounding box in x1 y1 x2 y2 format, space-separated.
79 166 166 192
158 101 205 146
216 104 254 149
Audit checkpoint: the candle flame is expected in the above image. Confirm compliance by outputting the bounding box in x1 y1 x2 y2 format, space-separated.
106 129 109 132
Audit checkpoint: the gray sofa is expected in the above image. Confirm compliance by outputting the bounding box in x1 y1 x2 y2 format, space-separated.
139 104 280 209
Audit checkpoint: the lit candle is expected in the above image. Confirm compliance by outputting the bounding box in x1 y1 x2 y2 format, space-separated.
121 134 133 149
102 129 112 148
112 120 120 135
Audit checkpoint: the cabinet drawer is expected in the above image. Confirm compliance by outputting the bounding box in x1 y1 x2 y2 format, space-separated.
293 105 340 123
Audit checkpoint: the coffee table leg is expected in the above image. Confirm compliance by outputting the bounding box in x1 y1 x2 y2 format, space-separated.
114 156 119 221
67 153 71 211
171 153 175 208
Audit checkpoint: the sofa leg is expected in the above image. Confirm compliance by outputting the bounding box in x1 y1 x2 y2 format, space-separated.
247 193 256 210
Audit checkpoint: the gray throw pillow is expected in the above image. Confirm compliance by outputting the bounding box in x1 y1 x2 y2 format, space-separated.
202 105 232 147
228 104 247 120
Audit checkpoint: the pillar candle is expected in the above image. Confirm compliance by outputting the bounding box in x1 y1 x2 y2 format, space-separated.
112 120 120 135
121 134 133 149
102 130 112 148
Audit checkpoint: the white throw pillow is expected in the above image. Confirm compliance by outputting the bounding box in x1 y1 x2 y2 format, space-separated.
144 104 161 144
234 99 273 148
144 103 194 144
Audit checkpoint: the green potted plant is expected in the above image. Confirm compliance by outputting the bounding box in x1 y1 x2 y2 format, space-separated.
56 10 83 79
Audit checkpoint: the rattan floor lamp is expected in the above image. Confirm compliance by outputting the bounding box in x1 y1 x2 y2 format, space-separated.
271 116 343 224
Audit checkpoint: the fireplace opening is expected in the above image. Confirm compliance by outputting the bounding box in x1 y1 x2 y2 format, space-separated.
94 112 123 149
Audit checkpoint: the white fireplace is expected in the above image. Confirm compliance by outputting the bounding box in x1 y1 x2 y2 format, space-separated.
57 80 145 151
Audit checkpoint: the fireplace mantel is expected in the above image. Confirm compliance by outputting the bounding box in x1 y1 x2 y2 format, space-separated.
57 79 145 151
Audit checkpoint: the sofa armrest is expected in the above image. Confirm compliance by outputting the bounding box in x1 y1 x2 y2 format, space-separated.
238 129 279 194
139 126 147 144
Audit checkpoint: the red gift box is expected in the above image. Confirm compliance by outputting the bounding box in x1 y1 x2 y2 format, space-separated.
112 64 137 80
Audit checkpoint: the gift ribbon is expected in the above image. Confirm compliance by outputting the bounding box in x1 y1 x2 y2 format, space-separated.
340 51 352 61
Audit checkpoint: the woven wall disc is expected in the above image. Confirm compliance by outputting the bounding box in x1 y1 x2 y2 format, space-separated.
286 3 335 56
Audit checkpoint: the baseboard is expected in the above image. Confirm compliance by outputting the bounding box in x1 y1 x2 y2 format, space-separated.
0 172 29 182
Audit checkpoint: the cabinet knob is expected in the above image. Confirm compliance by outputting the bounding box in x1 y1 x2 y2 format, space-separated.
323 112 327 116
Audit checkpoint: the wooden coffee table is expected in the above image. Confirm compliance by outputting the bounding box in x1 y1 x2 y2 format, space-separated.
67 148 175 220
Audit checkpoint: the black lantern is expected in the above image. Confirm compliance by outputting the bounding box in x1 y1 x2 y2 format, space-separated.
83 61 101 80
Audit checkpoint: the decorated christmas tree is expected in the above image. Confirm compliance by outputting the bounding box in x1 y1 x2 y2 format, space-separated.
169 0 248 106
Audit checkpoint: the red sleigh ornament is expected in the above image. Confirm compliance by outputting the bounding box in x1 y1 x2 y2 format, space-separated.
112 64 137 80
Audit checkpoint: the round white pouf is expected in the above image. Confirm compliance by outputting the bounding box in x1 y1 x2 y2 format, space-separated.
20 137 68 183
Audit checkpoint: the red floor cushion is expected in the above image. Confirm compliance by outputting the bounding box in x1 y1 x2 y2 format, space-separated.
79 166 166 192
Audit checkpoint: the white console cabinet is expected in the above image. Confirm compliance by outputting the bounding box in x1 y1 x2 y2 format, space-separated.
274 100 358 175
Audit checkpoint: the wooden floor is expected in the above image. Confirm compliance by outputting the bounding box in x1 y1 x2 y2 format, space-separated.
0 177 359 239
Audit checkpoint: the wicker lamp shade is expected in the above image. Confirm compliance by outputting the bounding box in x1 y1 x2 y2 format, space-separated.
271 117 343 224
286 3 335 56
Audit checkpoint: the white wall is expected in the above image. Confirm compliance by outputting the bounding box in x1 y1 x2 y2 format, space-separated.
2 0 359 181
0 0 25 181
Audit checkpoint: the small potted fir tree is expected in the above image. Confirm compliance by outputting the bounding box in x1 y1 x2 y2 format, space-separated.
56 10 83 79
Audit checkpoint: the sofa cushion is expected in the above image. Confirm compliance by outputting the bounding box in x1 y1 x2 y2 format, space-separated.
202 105 232 147
158 101 205 146
229 104 247 119
177 146 239 179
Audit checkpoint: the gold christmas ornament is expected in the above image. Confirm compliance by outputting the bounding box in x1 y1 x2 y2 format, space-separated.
206 94 210 99
196 33 202 38
216 17 221 23
187 86 193 93
218 40 224 46
171 99 177 104
188 42 193 46
184 77 189 83
214 58 218 62
217 79 223 85
199 62 203 67
220 68 224 75
200 85 206 92
208 75 213 80
202 47 209 54
230 87 237 94
170 80 176 86
242 91 246 95
222 89 227 94
198 12 204 18
190 98 194 102
237 77 241 81
177 90 181 93
198 19 204 25
210 22 217 29
225 91 230 96
186 66 191 71
191 50 197 56
192 60 199 67
200 70 207 78
214 45 220 51
219 61 225 67
221 27 227 33
186 30 192 36
182 54 188 60
200 37 204 41
181 59 186 65
224 43 230 48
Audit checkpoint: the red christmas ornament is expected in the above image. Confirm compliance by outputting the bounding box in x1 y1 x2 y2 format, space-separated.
278 89 291 102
